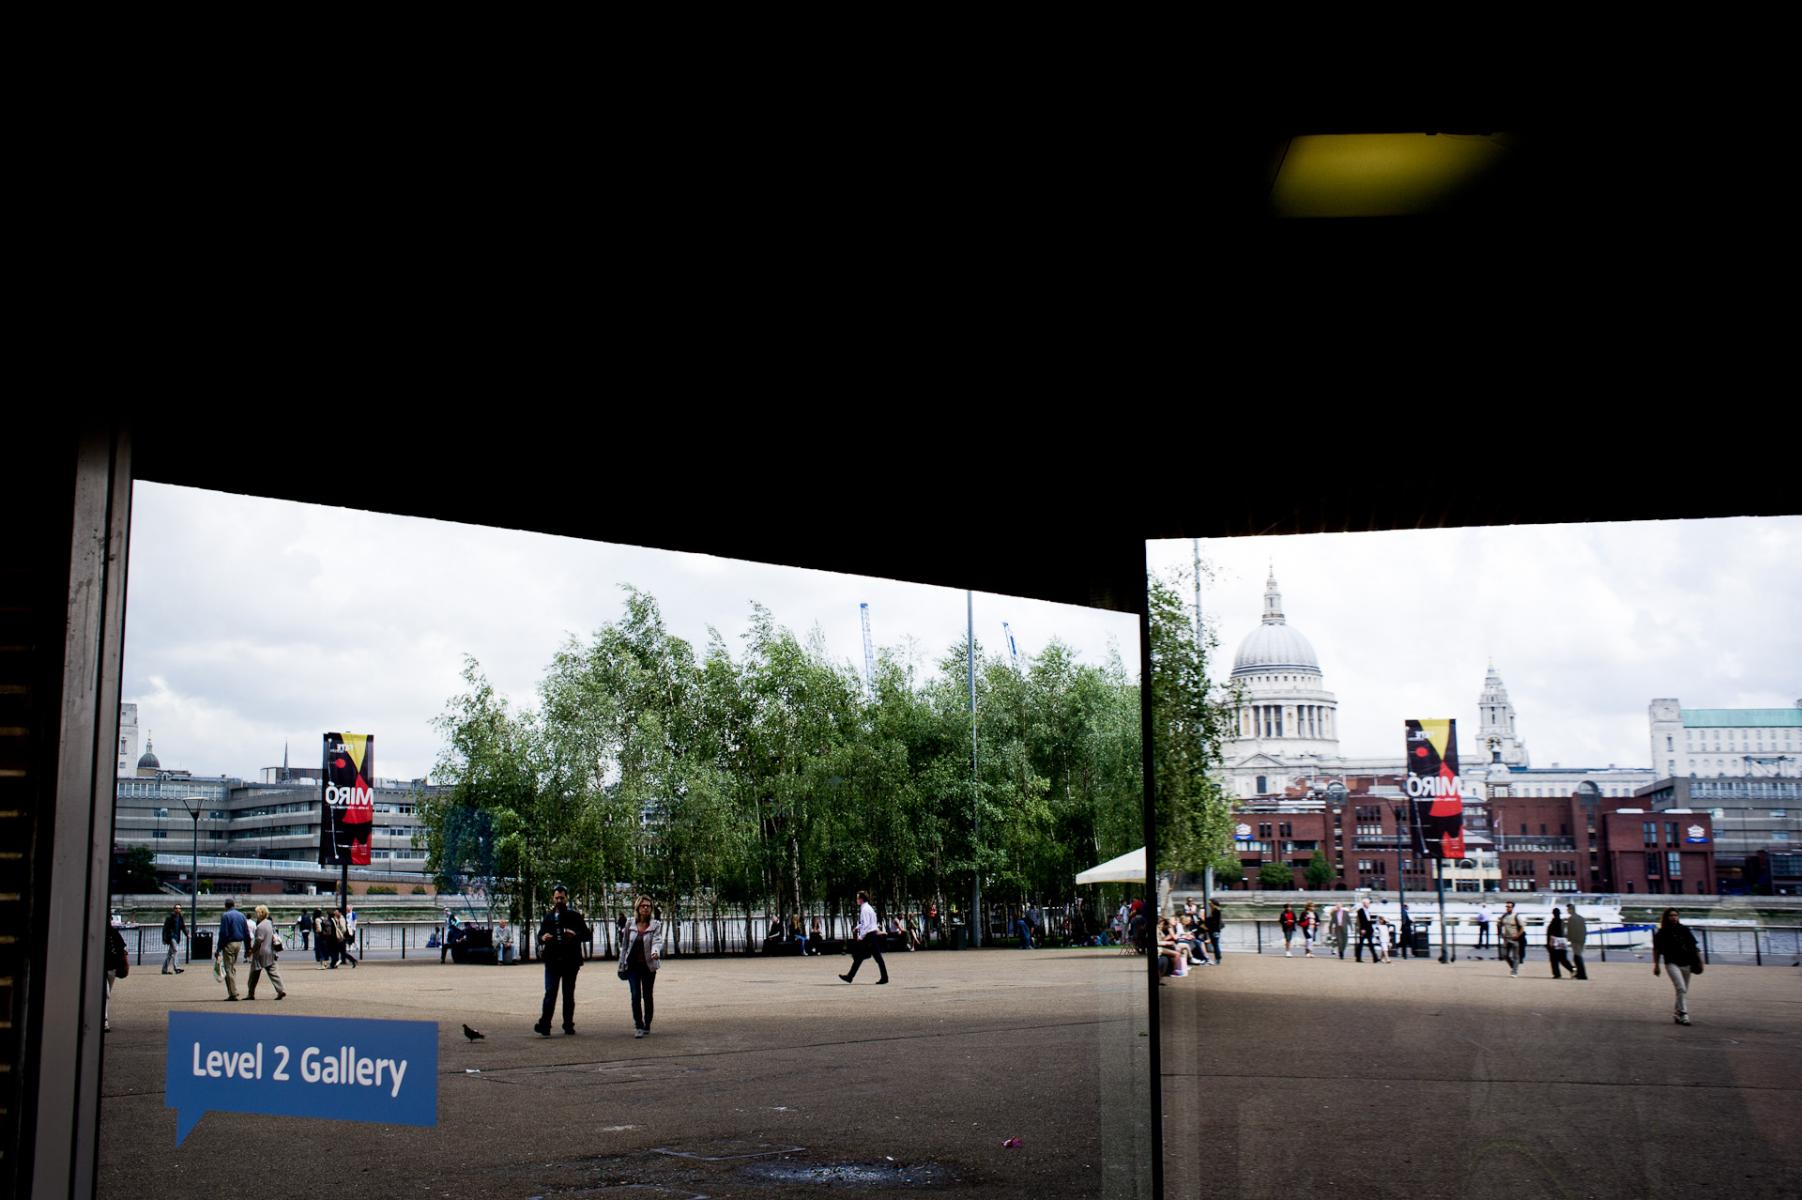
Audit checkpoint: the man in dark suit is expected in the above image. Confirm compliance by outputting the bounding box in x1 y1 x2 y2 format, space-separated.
534 884 589 1036
1354 899 1378 962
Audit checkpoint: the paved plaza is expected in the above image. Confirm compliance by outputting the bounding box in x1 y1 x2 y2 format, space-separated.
1161 950 1802 1199
97 948 1150 1199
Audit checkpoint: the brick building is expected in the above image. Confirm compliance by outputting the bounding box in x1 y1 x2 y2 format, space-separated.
1227 775 1719 895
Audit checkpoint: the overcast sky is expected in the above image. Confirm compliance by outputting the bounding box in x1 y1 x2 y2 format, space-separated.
122 484 1140 782
1148 517 1801 769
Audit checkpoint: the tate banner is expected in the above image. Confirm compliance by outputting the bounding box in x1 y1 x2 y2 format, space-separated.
320 733 375 867
1405 719 1465 860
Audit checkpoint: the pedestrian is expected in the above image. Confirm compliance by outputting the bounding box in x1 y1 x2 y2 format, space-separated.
297 907 313 953
314 908 334 968
808 914 825 955
215 898 252 1001
246 904 288 1000
1299 902 1318 957
839 889 889 985
535 883 589 1036
442 911 461 964
161 904 186 974
1475 903 1492 949
1354 899 1377 963
1566 905 1589 980
103 911 128 1032
1399 903 1413 959
924 900 939 947
1329 903 1349 959
1546 908 1575 979
616 895 662 1038
1497 901 1526 977
1015 904 1034 950
329 906 356 968
343 905 359 966
1652 908 1702 1025
1205 900 1224 964
1373 914 1393 962
1280 904 1298 957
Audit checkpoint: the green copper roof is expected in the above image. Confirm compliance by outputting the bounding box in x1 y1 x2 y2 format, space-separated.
1681 709 1802 728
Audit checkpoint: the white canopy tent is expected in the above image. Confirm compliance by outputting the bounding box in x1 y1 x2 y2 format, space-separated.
1074 846 1146 886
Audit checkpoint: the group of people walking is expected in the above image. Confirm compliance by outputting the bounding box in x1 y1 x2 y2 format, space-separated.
299 905 359 969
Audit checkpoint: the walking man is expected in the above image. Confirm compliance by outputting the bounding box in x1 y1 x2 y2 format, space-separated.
297 907 312 953
1205 900 1225 964
535 884 589 1036
1498 901 1526 977
1475 903 1491 949
161 904 186 974
215 898 252 1001
1398 903 1413 959
1330 902 1349 959
1354 899 1377 963
1566 905 1589 980
839 890 889 985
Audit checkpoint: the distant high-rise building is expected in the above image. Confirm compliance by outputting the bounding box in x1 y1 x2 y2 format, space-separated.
1648 699 1802 780
117 703 139 777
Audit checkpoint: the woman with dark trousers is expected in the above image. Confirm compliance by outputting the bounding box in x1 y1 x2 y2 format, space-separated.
1546 909 1576 979
618 895 663 1038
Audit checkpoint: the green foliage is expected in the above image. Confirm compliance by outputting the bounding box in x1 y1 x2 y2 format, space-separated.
422 586 1145 928
1149 569 1237 876
118 846 160 893
1212 856 1244 886
410 885 429 895
365 885 397 895
1258 862 1294 889
1307 848 1335 889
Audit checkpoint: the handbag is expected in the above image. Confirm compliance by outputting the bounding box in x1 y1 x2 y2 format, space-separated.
272 932 285 953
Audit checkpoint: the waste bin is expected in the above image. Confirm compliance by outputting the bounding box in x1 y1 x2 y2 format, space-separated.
1411 920 1432 957
949 925 966 950
192 930 213 960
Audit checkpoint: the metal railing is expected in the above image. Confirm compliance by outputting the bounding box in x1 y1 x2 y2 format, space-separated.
1191 920 1802 967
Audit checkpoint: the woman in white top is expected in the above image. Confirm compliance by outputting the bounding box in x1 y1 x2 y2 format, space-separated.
618 896 663 1038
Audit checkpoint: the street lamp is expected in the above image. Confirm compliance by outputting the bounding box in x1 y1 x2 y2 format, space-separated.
180 795 202 964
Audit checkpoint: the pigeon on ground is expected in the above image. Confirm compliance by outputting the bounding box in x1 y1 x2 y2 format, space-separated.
462 1024 485 1041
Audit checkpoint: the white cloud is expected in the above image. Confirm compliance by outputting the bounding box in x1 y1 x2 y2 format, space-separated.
124 484 1139 780
1149 516 1802 767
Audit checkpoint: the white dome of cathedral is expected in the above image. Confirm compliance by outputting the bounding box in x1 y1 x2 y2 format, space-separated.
1232 623 1321 674
1230 571 1321 677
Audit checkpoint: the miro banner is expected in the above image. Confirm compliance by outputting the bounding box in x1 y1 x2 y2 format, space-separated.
320 732 374 867
1405 719 1465 860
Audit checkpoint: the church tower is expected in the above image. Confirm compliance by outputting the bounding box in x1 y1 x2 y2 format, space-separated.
1477 662 1530 766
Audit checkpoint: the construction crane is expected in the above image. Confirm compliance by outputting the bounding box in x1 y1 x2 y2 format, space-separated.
1002 621 1021 672
860 603 877 698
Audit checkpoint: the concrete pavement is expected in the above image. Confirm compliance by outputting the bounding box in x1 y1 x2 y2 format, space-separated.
1161 950 1802 1199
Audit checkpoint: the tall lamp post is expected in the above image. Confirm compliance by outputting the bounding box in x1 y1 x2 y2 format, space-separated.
180 795 201 964
1390 802 1409 942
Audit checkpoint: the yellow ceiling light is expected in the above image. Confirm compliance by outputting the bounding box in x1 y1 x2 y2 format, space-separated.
1270 132 1514 217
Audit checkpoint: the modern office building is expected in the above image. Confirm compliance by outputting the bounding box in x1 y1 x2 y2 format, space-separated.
111 741 440 889
1635 774 1802 893
1647 699 1802 780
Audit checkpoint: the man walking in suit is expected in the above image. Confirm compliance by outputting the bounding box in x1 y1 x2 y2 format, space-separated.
1329 903 1350 959
839 890 889 985
1354 899 1378 963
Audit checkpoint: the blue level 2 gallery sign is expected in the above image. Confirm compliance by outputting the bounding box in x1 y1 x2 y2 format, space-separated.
166 1012 437 1144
